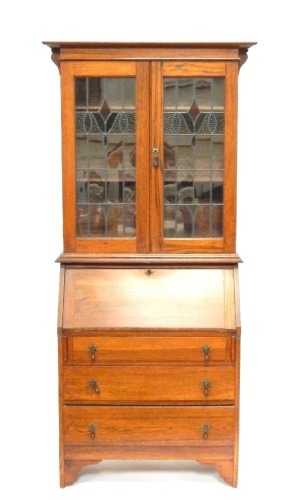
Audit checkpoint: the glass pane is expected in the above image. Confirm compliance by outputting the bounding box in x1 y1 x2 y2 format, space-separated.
163 77 224 239
75 77 136 239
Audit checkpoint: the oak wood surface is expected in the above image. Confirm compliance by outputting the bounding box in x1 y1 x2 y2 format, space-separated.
61 329 235 337
223 62 238 253
46 41 253 488
58 337 65 487
64 445 233 461
57 253 242 265
58 57 245 255
44 42 256 49
150 61 163 253
63 459 101 487
67 335 229 365
233 336 241 486
61 60 150 255
234 267 241 334
62 268 236 330
162 61 226 76
162 239 224 254
71 61 136 75
64 406 235 446
57 267 65 331
197 459 235 486
44 42 256 67
60 63 76 252
63 366 235 403
136 61 151 252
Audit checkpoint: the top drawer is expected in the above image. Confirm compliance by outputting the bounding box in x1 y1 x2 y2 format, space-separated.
66 336 233 365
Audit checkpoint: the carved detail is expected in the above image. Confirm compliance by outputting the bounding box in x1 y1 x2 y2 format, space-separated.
62 460 101 487
239 49 248 69
197 460 236 487
51 49 60 72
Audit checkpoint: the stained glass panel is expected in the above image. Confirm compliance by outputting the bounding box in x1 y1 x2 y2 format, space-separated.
163 78 224 239
75 78 136 238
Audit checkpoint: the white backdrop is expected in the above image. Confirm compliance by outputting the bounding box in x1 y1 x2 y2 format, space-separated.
1 1 303 498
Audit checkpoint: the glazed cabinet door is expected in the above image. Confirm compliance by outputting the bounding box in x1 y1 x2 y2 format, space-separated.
150 61 238 254
60 61 150 253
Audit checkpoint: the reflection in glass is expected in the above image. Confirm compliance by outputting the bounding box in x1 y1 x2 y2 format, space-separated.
75 78 136 238
163 77 224 238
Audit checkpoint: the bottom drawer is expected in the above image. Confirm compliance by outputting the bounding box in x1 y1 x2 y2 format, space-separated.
64 406 235 447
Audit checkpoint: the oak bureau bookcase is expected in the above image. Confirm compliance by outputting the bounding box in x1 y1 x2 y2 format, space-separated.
43 41 255 487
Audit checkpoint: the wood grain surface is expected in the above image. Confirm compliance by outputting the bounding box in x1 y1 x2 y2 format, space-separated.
63 366 235 403
64 405 235 446
62 268 236 330
67 335 229 365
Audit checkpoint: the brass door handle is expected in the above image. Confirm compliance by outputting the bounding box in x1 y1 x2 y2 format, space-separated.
89 344 97 361
152 147 159 167
201 345 210 362
202 380 211 397
202 423 210 440
88 380 100 394
88 423 97 440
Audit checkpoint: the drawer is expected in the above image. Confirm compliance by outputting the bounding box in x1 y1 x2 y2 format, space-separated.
64 405 235 447
63 366 235 404
67 336 230 365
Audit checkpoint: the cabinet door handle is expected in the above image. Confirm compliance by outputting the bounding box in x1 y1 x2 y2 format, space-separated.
202 423 210 440
201 345 210 362
201 380 211 397
152 147 159 167
89 344 97 361
88 380 100 394
88 423 97 440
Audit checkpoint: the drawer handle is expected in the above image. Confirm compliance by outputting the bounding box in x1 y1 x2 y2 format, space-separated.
89 345 97 361
201 345 210 362
152 146 159 167
88 380 100 394
202 423 210 440
88 423 97 440
202 380 211 397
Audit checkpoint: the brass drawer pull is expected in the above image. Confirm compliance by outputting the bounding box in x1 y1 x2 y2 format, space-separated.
89 344 97 361
201 345 210 362
202 380 211 397
88 423 97 440
202 423 210 440
88 380 100 394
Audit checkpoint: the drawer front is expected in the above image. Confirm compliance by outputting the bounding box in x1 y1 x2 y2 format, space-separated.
64 405 235 446
63 366 235 403
68 336 229 365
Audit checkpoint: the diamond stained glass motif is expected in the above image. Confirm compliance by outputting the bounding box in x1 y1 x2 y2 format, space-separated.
99 99 111 121
163 77 225 239
75 77 136 239
188 99 200 123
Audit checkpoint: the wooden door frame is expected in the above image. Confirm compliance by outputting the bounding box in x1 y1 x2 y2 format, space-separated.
60 60 150 254
149 61 238 254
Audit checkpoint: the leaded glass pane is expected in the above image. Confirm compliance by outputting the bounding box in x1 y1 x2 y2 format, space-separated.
163 78 224 238
75 78 136 238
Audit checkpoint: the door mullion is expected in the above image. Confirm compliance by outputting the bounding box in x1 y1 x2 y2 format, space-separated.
150 61 164 253
136 61 151 253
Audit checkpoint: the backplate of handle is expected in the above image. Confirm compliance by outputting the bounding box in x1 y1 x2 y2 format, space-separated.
202 380 211 397
201 345 210 362
88 379 100 394
202 423 210 440
89 344 97 361
88 423 97 440
152 147 159 167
